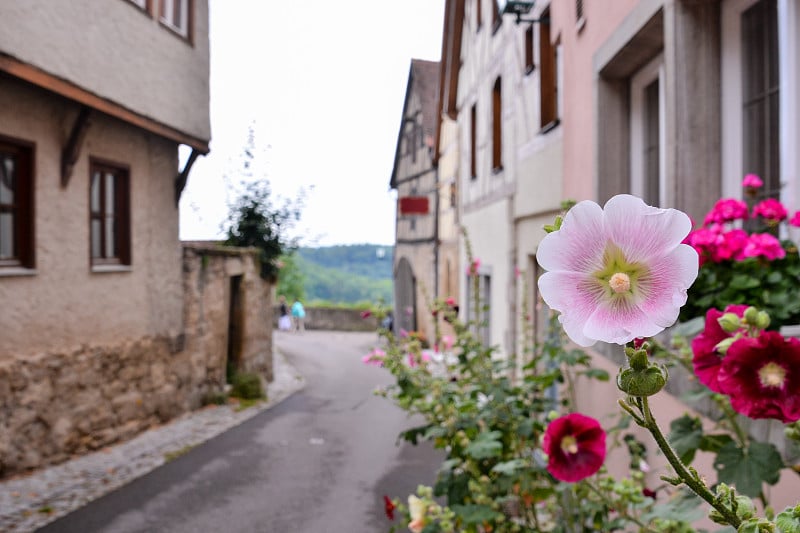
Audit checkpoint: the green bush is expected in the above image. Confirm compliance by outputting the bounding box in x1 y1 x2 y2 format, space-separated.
230 372 265 400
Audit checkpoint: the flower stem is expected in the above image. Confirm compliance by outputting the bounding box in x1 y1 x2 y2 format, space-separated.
583 480 659 533
713 394 749 448
639 397 741 528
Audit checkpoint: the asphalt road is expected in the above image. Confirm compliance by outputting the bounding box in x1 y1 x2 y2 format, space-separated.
38 330 444 533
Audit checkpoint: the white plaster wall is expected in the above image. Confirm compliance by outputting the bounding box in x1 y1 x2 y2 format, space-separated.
0 79 183 357
0 0 210 141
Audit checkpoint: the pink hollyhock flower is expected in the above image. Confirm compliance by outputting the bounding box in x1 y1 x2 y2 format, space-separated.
537 195 698 346
743 233 786 261
752 198 788 223
703 198 749 225
466 258 481 276
543 413 607 482
362 348 386 366
790 211 800 227
691 305 749 393
407 495 426 533
442 334 454 351
712 229 748 262
445 296 456 306
360 310 372 319
742 174 763 188
717 331 800 423
407 352 432 368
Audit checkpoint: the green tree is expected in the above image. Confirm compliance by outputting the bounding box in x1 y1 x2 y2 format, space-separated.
223 127 305 281
275 252 305 302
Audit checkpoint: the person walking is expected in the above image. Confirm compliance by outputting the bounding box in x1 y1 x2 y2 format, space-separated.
278 295 292 331
291 299 306 332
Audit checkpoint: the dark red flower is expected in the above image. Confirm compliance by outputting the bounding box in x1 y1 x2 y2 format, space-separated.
691 305 749 393
642 488 658 499
360 310 372 319
383 495 395 521
543 413 606 482
717 331 800 423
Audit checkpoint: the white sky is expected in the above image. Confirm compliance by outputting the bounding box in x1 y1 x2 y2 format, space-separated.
178 0 446 247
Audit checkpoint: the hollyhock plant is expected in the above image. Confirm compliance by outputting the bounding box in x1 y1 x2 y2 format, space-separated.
383 495 396 521
537 194 698 346
717 331 800 423
790 211 800 227
691 305 749 393
703 198 749 225
742 233 786 261
543 413 607 482
362 348 386 366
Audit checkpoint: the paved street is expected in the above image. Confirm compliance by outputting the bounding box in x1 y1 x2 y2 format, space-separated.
35 330 443 533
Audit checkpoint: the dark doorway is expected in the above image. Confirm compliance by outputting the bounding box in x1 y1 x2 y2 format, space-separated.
226 275 244 383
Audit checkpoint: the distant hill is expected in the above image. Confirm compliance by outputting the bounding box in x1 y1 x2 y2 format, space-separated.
295 244 394 305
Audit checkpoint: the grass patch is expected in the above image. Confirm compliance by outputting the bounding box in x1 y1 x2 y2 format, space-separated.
37 505 53 514
164 445 195 462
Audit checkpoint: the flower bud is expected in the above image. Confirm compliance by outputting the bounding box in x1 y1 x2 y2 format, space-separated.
616 364 668 397
743 306 760 325
628 349 649 371
717 312 742 333
756 311 771 330
713 336 738 356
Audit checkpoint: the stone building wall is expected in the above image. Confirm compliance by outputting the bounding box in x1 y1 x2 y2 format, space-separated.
0 243 273 478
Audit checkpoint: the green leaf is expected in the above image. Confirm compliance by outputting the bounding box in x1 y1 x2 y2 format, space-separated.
491 458 527 476
465 430 503 459
668 414 703 464
775 505 800 533
698 434 734 455
450 504 501 525
729 275 761 290
579 368 610 381
714 441 783 498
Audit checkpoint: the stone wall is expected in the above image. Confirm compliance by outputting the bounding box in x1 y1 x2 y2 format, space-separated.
275 306 378 332
0 243 273 478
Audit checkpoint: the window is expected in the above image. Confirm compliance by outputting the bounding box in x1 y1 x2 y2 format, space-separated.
576 0 584 22
491 0 501 32
630 54 665 206
525 25 535 74
742 0 780 199
470 104 477 180
539 13 559 130
0 137 34 269
160 0 191 38
466 273 491 346
90 160 131 266
492 77 503 172
476 0 482 30
127 0 149 10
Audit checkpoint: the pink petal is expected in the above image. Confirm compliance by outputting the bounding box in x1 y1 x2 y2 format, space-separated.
538 271 603 346
603 195 693 264
537 200 606 274
636 244 698 326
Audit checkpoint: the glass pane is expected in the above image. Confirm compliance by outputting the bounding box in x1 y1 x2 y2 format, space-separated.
105 173 115 216
768 92 780 195
0 212 13 259
91 218 102 258
105 216 115 258
741 3 765 101
644 80 660 206
91 171 101 213
0 155 14 205
743 101 766 178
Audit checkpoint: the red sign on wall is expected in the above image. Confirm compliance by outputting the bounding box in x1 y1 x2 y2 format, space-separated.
398 196 429 215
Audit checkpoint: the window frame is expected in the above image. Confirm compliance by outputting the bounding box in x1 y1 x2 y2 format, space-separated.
629 53 666 207
470 104 478 180
539 13 560 131
89 159 131 268
159 0 193 41
0 135 35 270
525 24 535 75
492 77 503 172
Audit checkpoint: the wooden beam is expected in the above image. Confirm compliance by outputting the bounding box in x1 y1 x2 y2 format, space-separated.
61 106 92 187
0 53 210 154
175 148 201 205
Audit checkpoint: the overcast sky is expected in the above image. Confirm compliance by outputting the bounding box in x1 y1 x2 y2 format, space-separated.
178 0 446 247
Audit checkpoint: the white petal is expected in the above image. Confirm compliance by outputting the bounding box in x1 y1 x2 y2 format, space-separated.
537 200 606 274
538 271 602 347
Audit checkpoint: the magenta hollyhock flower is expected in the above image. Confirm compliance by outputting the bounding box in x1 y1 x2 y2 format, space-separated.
537 195 698 346
360 310 372 319
543 413 606 482
383 495 396 521
466 258 481 276
717 331 800 423
703 198 749 225
691 305 749 393
742 174 764 188
752 198 788 223
790 211 800 227
743 233 786 261
685 227 722 266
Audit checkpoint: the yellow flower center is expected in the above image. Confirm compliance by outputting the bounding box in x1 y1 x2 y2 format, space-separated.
561 435 579 455
759 362 786 388
609 272 631 294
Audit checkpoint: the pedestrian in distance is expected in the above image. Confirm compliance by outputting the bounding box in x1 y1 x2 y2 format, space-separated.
291 299 306 332
278 295 292 331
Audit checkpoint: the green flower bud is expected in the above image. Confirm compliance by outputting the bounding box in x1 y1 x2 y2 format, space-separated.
713 336 738 355
756 311 771 330
717 312 742 333
628 349 649 371
616 364 668 397
743 306 760 325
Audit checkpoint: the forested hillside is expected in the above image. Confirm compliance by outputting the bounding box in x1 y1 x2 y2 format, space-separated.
293 244 394 305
